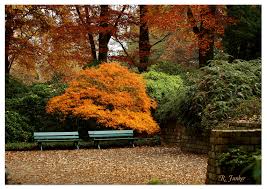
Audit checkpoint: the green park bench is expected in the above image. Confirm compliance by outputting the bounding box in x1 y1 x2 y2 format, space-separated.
88 130 136 149
34 131 80 150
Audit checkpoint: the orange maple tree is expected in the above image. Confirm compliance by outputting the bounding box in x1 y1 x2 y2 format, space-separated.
46 62 160 134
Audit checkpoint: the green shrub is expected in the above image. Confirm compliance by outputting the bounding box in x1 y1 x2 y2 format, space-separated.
179 59 261 130
143 71 184 100
148 61 185 76
5 111 33 143
5 76 29 98
148 61 202 85
6 89 61 132
214 50 234 61
218 148 261 184
5 76 68 143
143 71 187 123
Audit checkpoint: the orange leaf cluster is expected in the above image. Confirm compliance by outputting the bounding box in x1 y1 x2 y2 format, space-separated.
46 62 159 134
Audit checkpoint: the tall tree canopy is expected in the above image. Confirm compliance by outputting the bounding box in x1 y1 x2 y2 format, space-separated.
5 5 247 82
5 5 50 76
223 5 261 60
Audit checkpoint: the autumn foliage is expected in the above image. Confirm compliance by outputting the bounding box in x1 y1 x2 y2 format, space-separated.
46 62 160 134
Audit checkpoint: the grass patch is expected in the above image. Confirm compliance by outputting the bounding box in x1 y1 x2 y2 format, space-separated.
147 178 177 185
5 136 161 151
5 142 37 151
5 141 94 151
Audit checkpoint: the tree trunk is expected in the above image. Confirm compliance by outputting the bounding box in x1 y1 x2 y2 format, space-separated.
98 5 111 63
84 6 97 61
5 11 13 76
138 5 150 72
198 29 215 67
88 33 97 61
187 5 215 68
198 43 214 67
198 5 216 68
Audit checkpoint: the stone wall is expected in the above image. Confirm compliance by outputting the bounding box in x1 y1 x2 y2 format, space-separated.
205 128 261 184
180 128 210 154
160 122 210 153
160 121 182 145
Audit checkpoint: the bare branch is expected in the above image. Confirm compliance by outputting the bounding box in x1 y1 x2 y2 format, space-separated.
113 5 127 28
84 6 91 24
75 6 86 25
113 36 135 65
151 33 172 48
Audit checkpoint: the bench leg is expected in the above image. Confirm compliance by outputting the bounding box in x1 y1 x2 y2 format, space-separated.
129 140 135 148
38 142 43 151
94 140 100 149
74 142 79 150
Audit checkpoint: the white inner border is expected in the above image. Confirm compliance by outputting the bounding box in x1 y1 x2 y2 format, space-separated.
1 1 265 189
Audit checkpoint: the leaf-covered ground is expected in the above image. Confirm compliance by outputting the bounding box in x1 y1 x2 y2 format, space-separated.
5 146 208 184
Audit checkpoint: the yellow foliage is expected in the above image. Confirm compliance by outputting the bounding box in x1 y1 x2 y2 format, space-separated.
46 62 160 134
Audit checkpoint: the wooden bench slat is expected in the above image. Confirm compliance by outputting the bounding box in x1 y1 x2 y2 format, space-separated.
93 138 136 141
88 130 133 138
89 133 133 138
34 136 79 140
88 130 133 135
34 132 79 136
35 139 80 142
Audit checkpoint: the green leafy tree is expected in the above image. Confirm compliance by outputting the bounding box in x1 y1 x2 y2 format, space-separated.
223 5 261 60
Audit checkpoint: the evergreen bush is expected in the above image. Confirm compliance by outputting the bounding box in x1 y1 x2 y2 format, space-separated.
5 111 32 143
179 59 261 130
143 71 186 123
5 76 67 143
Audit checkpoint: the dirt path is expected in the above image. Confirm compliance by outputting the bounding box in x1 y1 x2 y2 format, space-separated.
5 146 208 184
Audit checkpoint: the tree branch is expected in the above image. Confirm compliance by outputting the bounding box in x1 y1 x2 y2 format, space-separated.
8 54 17 72
113 5 127 28
84 6 91 24
75 6 86 25
113 36 135 65
151 33 172 48
75 5 97 60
